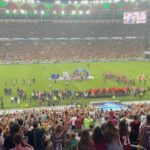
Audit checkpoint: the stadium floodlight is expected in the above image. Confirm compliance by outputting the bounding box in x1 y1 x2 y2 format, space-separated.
41 10 45 15
81 0 89 4
55 0 61 4
86 10 90 15
61 10 65 15
30 0 35 4
93 0 99 4
74 1 78 4
53 10 57 14
5 10 10 14
20 9 25 14
68 1 71 4
79 10 83 15
72 10 76 15
113 0 120 3
34 10 37 14
130 0 136 2
13 9 17 14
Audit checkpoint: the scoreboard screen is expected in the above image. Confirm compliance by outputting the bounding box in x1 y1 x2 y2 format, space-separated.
123 11 147 24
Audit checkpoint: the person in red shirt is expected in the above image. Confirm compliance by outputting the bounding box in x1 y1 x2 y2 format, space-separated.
139 114 150 150
109 109 114 120
119 120 131 150
75 115 82 132
129 115 141 145
92 127 106 150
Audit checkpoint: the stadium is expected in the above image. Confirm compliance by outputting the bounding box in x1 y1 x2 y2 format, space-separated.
0 0 150 150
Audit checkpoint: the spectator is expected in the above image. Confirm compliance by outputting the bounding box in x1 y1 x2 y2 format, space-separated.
119 120 131 150
10 133 33 150
68 133 78 150
27 121 45 150
51 125 66 150
3 123 20 150
92 127 106 150
105 121 123 150
83 115 91 130
78 130 96 150
75 115 82 132
129 115 140 145
139 114 150 150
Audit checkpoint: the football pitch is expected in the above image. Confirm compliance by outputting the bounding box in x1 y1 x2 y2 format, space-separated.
0 61 150 109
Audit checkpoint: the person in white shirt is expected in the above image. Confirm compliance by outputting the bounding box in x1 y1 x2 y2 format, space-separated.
70 116 77 130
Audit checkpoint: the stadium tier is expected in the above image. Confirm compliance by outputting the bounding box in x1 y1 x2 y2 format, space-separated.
0 21 148 38
0 40 144 62
0 0 149 19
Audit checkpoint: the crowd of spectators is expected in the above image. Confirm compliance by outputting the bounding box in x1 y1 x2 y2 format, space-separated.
0 40 144 62
0 22 147 38
0 103 150 150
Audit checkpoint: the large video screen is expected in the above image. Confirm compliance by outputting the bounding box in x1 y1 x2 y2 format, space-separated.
123 11 147 24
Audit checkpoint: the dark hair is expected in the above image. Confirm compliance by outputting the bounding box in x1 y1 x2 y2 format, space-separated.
119 120 129 136
133 115 138 120
80 130 90 143
55 125 62 133
105 121 119 144
18 119 23 126
71 133 76 139
10 124 20 134
0 126 2 135
33 121 38 128
146 114 150 124
92 127 105 144
13 133 22 145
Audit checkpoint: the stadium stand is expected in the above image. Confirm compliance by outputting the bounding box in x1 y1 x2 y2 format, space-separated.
0 40 145 62
0 103 150 150
0 22 148 38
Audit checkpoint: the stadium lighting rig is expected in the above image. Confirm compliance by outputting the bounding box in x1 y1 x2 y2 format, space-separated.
61 10 65 15
2 0 149 3
71 10 76 15
53 10 57 14
2 0 149 16
34 10 37 14
79 10 83 15
40 10 45 15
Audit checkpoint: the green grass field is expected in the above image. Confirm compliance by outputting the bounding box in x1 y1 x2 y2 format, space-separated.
0 61 150 109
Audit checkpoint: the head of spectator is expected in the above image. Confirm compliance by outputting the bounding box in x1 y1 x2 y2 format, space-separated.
13 133 22 146
105 121 120 144
133 115 139 121
55 125 62 134
18 119 24 126
33 121 38 129
10 123 20 135
71 133 76 140
119 120 129 136
146 114 150 125
80 130 90 144
92 127 105 145
78 130 95 150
